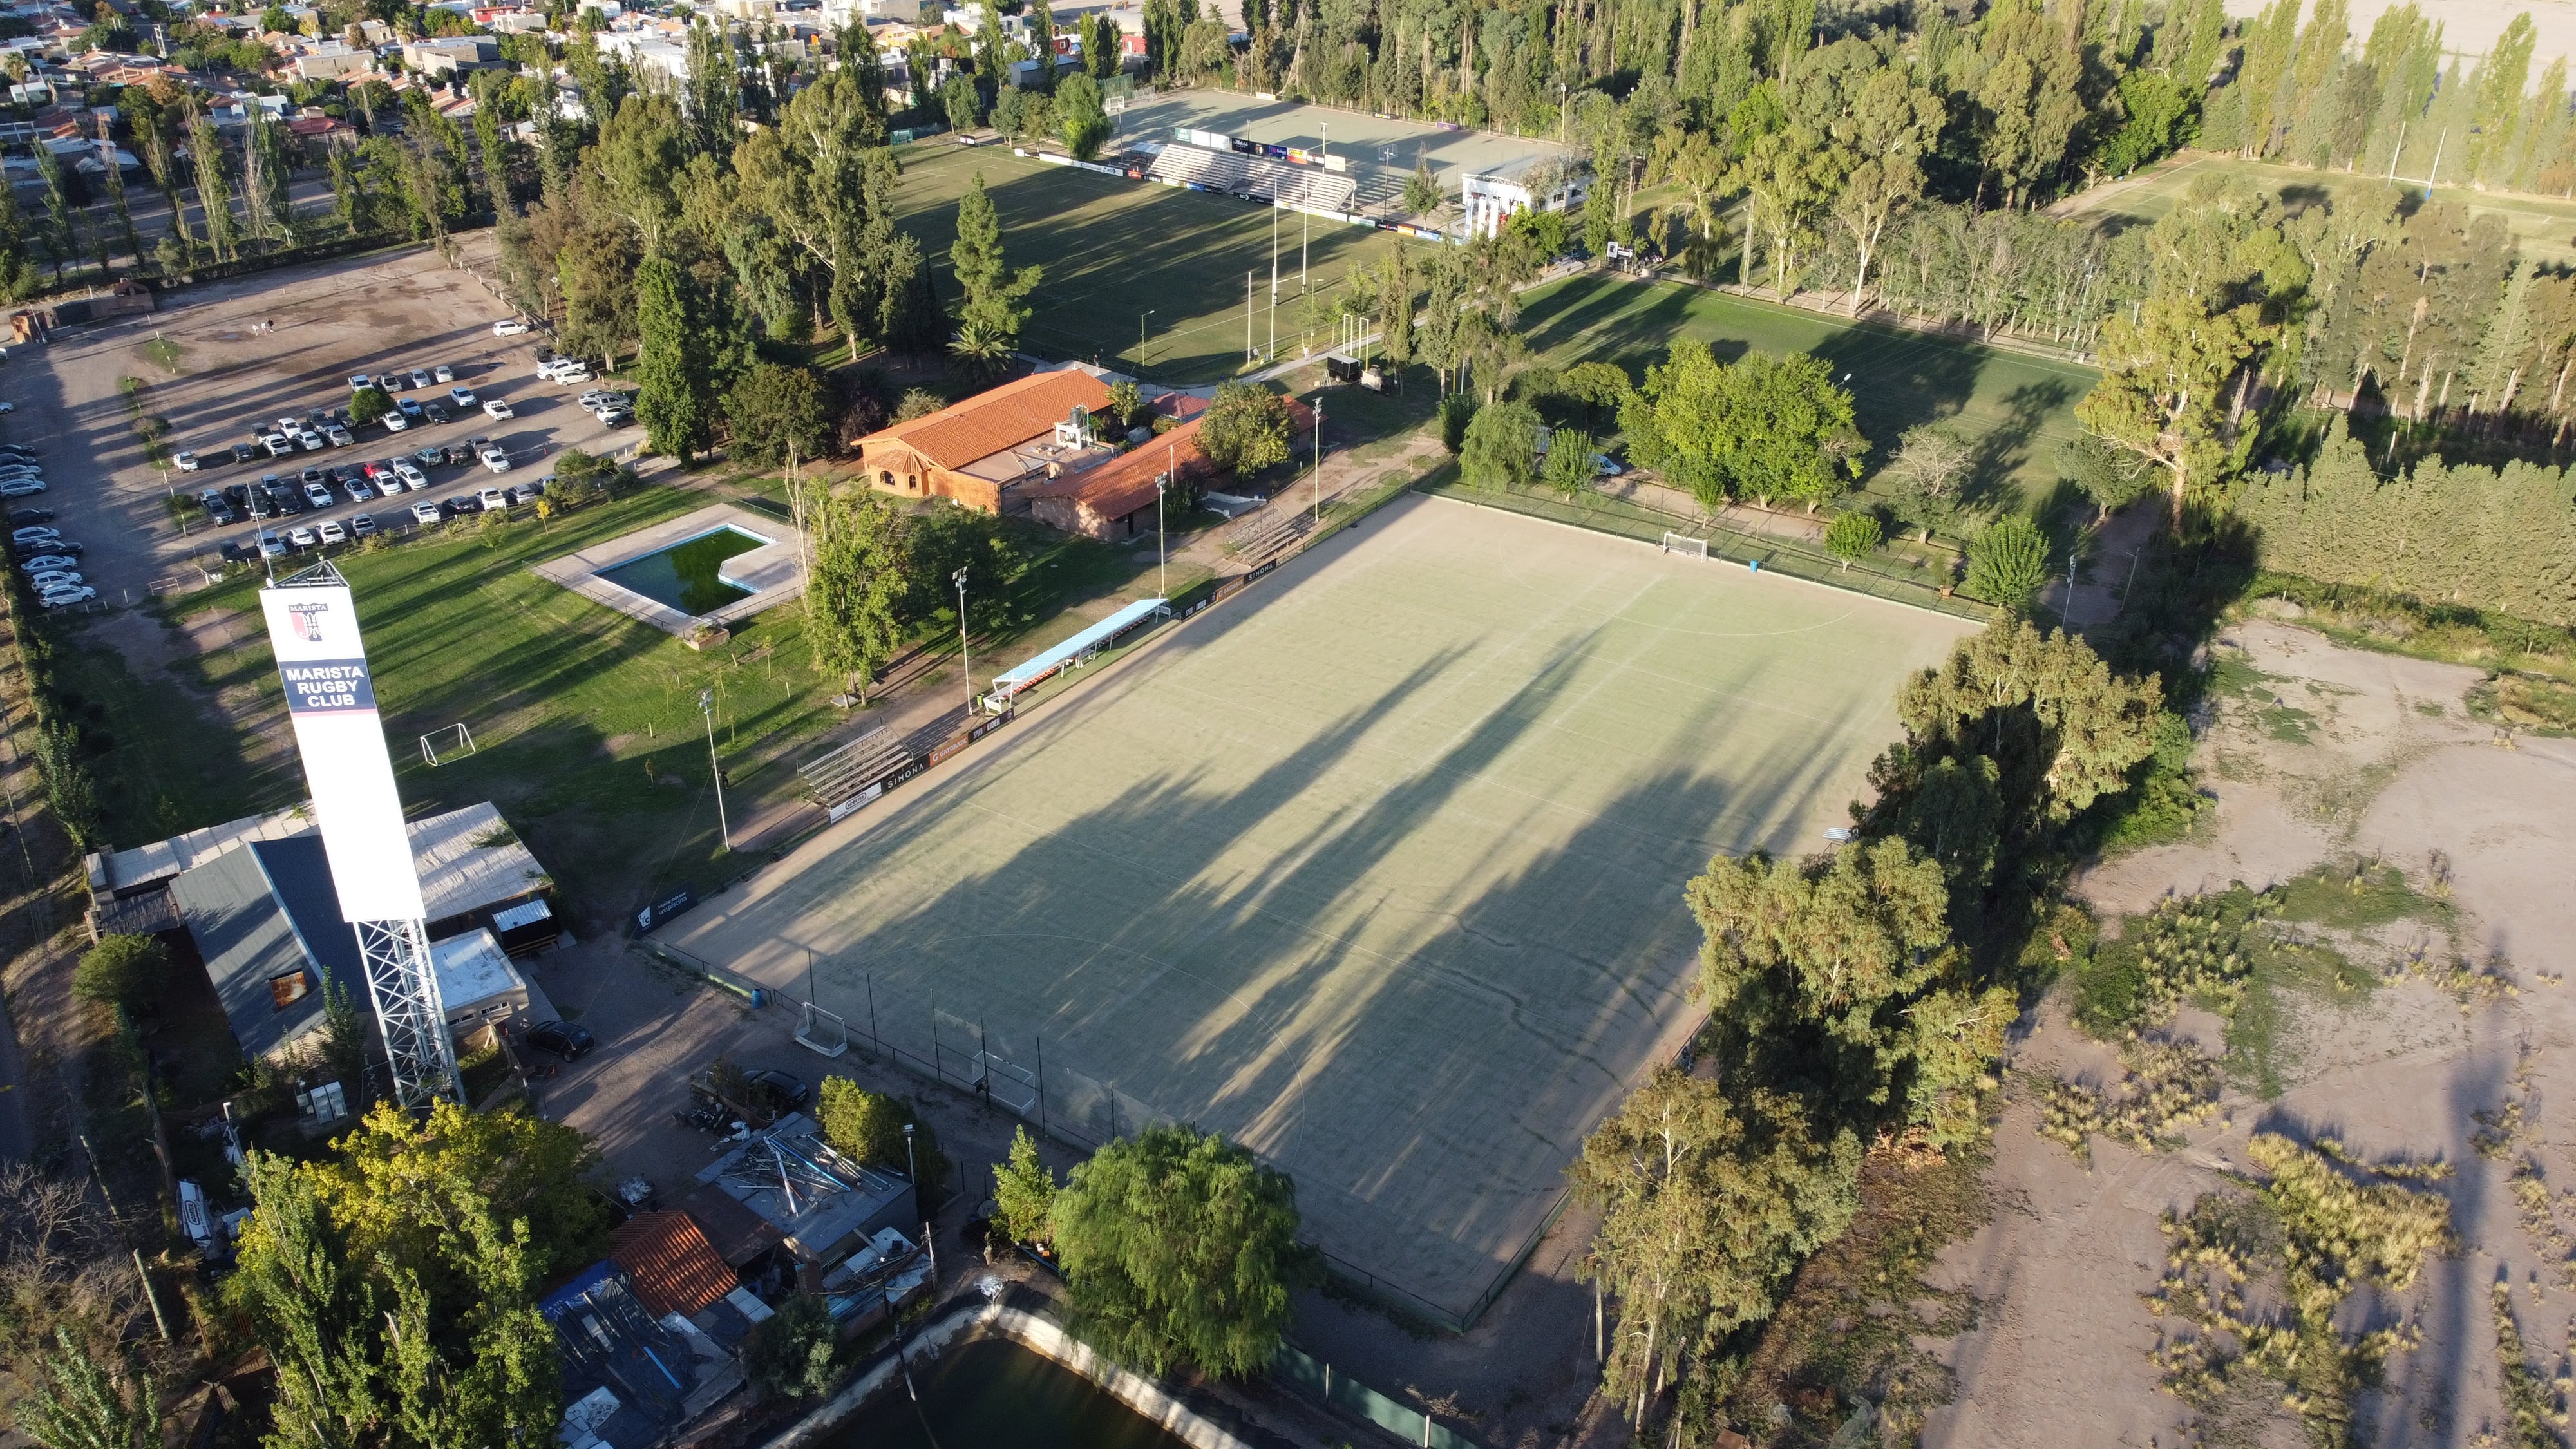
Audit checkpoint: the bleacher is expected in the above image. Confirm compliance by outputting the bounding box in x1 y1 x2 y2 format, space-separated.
1148 145 1361 215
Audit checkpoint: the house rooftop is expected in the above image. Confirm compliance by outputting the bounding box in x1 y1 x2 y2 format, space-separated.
859 368 1113 472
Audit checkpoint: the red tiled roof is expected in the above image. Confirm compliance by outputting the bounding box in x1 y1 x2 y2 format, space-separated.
607 1211 739 1319
1023 414 1213 523
861 369 1113 471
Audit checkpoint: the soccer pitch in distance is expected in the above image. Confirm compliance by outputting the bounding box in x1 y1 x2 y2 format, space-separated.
889 140 1400 383
667 496 1976 1321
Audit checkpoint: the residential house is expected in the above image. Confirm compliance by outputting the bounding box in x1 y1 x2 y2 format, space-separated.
851 366 1119 515
401 33 498 75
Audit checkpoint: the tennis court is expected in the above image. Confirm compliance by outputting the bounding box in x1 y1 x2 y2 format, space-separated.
665 495 1977 1324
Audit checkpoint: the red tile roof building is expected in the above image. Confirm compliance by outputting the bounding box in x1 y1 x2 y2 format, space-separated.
607 1211 739 1320
852 368 1115 515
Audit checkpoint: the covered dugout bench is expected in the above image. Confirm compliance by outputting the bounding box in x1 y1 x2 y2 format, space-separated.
980 597 1170 715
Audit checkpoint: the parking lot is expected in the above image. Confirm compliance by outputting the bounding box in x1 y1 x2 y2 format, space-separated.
0 240 643 603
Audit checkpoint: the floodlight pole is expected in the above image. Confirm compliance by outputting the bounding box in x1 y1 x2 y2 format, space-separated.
1138 307 1155 363
699 688 730 851
1311 398 1324 523
1156 471 1167 599
954 567 972 712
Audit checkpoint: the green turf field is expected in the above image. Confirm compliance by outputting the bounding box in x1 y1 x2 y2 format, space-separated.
666 494 1976 1323
891 141 1399 384
1519 273 2101 516
2058 152 2576 268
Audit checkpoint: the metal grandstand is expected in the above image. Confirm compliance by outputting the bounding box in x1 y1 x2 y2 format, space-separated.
1147 146 1361 213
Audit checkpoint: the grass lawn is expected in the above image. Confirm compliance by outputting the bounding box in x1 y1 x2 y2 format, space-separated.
2058 151 2576 268
889 141 1400 384
1519 272 2099 517
57 483 1206 933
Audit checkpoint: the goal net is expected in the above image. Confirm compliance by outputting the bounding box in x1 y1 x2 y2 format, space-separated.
1662 533 1710 560
419 722 477 765
794 1002 849 1059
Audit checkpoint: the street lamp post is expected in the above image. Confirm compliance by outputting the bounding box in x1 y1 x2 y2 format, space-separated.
954 567 973 713
1156 473 1167 600
698 688 730 851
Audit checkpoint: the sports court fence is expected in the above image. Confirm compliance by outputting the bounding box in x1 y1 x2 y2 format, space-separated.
1423 477 1996 621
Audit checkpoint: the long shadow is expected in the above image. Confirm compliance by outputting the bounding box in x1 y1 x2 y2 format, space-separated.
696 500 1923 1320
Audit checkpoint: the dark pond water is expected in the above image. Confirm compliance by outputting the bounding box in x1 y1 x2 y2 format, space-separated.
825 1337 1189 1449
596 526 763 614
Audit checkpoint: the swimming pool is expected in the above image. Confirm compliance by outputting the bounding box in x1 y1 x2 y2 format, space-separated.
594 526 766 614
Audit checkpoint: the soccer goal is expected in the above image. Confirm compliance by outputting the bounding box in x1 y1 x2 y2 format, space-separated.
1662 533 1711 560
794 1002 849 1059
419 722 477 766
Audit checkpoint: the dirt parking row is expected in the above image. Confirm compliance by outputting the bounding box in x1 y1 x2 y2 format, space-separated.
0 240 636 601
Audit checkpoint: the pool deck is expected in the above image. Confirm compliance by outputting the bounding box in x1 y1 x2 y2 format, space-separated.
533 503 804 636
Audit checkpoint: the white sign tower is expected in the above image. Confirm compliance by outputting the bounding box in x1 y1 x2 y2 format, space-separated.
260 562 461 1107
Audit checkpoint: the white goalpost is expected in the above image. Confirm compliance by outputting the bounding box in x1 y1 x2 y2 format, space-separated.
419 722 477 766
794 1001 850 1059
1662 533 1710 560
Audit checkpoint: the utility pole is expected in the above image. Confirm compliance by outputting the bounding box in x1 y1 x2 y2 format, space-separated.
1269 205 1279 362
954 567 974 712
1245 270 1255 366
1311 397 1324 523
699 689 730 851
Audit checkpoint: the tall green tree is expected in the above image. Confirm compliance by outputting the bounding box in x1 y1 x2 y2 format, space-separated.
948 171 1041 362
802 488 910 704
1198 381 1294 475
17 1327 156 1449
991 1125 1057 1247
1051 1124 1301 1379
725 363 833 468
1057 72 1108 160
634 253 725 464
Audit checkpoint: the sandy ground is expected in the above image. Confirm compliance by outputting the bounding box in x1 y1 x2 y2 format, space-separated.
1926 618 2576 1448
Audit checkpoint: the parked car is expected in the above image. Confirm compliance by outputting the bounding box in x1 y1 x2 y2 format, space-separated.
482 398 515 421
396 397 424 421
424 403 450 426
446 386 477 408
287 525 317 549
442 495 477 516
37 585 95 609
262 433 296 457
203 497 235 524
350 513 377 538
231 442 258 465
742 1069 810 1115
12 526 60 545
18 556 77 574
302 482 334 509
325 426 355 448
443 443 473 466
26 571 82 591
0 480 45 498
247 491 279 520
294 429 325 451
477 486 508 511
383 412 410 433
411 500 444 526
9 509 55 526
434 365 455 384
414 446 445 468
258 531 287 559
175 451 200 471
343 478 375 502
316 519 347 545
598 407 634 429
506 482 539 507
408 369 433 390
393 459 428 489
478 447 511 475
492 318 531 336
524 1020 594 1061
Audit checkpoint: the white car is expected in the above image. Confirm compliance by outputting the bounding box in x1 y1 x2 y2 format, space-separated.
317 519 347 544
326 426 355 448
408 369 433 391
12 526 59 544
258 531 287 558
19 555 75 573
351 513 377 537
294 429 325 451
175 451 200 471
551 365 593 384
477 486 508 509
411 500 444 526
434 365 455 384
478 448 511 475
37 585 94 609
447 385 477 408
0 480 44 498
383 412 410 433
492 319 531 337
287 525 317 549
393 460 428 489
348 374 372 390
482 399 515 421
263 433 295 457
26 571 81 591
576 390 613 410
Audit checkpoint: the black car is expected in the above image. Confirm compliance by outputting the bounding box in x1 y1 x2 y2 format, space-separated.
231 442 258 465
247 491 279 520
223 484 251 508
15 540 81 558
0 447 38 464
8 509 52 526
267 486 302 515
444 495 477 516
743 1068 810 1115
201 494 234 524
524 1020 595 1061
443 443 473 467
424 402 450 425
299 466 326 488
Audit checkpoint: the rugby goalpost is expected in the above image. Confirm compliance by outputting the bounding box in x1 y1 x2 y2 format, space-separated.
419 722 477 766
1661 532 1710 560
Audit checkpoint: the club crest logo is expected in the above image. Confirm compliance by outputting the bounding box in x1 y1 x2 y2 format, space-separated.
287 601 329 643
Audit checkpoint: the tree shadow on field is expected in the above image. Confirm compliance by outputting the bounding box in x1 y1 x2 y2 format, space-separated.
1956 379 2076 518
774 526 1904 1320
1524 278 1742 376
